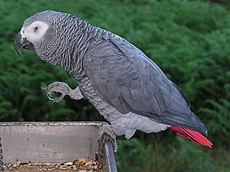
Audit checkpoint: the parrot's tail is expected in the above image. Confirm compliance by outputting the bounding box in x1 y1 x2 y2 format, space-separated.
170 126 213 148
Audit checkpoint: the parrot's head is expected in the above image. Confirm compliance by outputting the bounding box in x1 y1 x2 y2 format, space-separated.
14 10 79 64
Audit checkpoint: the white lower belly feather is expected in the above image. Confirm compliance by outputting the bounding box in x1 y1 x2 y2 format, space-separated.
110 112 169 136
86 91 169 139
79 79 169 139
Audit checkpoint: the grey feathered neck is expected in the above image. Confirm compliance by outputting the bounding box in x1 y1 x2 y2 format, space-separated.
34 11 100 80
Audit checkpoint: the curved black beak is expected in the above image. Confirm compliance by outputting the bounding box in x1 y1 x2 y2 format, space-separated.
14 32 35 56
14 33 24 56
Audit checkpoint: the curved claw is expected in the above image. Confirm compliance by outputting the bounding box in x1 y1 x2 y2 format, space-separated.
42 82 71 103
46 91 65 103
42 87 64 103
52 93 66 103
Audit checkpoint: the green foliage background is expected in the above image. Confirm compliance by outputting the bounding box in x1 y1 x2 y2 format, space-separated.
0 0 230 171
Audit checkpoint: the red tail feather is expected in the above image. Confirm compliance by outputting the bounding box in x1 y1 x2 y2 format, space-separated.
170 126 213 148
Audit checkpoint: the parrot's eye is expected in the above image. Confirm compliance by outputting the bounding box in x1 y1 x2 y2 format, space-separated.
24 21 48 42
34 26 39 32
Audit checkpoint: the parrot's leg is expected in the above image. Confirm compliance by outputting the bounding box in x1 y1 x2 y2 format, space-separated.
42 81 83 103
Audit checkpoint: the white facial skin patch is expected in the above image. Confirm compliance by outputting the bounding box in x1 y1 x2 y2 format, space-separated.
21 21 49 43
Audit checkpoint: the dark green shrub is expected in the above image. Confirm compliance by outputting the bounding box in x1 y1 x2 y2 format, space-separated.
0 0 230 170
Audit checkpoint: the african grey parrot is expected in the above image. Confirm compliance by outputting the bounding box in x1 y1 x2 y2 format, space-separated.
14 10 212 147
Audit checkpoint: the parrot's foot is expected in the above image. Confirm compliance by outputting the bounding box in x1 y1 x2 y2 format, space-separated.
42 81 84 103
97 124 117 152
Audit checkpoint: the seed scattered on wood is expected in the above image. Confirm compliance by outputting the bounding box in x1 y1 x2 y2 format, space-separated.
3 158 102 172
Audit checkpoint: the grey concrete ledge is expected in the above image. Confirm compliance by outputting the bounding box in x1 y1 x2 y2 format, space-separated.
0 121 117 172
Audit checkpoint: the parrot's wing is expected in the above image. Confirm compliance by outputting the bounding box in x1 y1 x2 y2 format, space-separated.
84 34 207 135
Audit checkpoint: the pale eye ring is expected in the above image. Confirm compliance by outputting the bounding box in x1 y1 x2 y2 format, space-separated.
34 26 39 32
